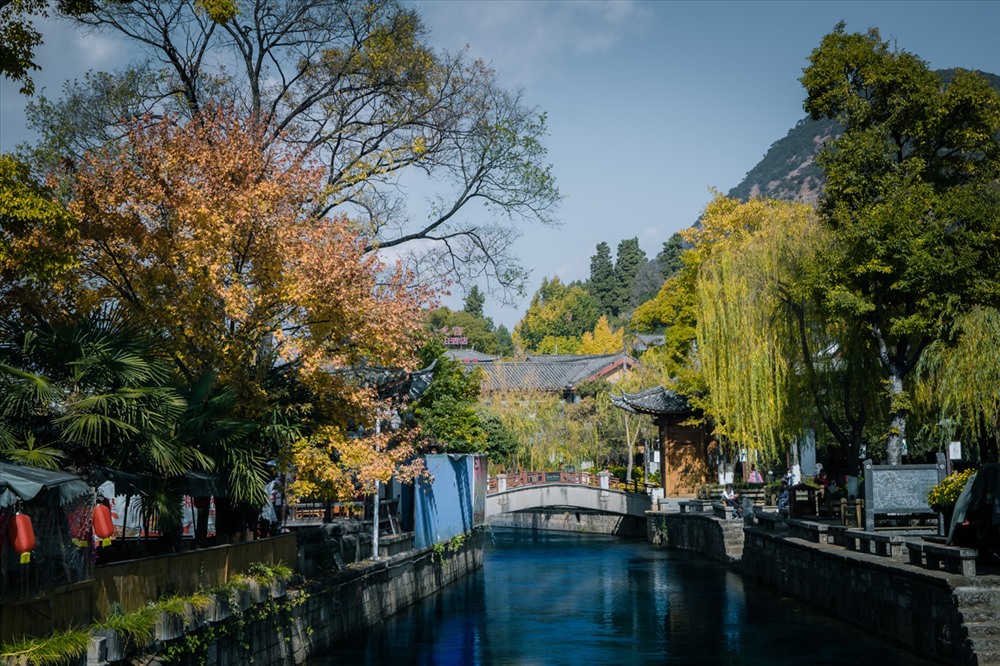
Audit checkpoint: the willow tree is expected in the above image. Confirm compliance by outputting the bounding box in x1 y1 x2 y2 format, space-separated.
915 308 1000 462
687 196 823 462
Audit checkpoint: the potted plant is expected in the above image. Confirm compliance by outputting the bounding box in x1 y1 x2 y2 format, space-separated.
927 468 976 527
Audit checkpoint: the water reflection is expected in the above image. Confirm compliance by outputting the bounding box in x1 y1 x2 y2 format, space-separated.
315 530 935 665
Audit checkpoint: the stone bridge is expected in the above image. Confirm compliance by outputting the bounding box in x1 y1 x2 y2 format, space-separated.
485 472 652 536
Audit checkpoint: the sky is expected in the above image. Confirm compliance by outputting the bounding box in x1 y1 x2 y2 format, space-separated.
1 1 999 329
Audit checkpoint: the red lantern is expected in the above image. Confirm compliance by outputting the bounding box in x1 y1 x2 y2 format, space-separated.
9 512 35 564
93 504 114 547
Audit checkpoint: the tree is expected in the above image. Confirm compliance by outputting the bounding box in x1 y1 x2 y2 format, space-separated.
579 315 623 355
463 285 486 318
629 257 664 313
915 307 1000 462
613 237 645 318
685 197 823 460
802 23 1000 464
28 0 559 296
657 232 685 280
0 0 100 95
513 277 600 353
56 109 430 412
425 306 509 356
412 353 486 453
0 154 77 317
10 107 433 504
587 242 615 316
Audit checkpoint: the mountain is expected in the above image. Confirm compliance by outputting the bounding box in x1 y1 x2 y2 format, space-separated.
727 69 1000 205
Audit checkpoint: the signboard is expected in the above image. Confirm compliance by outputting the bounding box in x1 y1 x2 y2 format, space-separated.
949 441 962 460
863 454 945 531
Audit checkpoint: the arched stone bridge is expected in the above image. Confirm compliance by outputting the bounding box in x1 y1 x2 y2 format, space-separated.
485 472 652 535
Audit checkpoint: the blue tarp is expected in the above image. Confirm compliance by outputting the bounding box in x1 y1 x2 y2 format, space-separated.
413 454 486 550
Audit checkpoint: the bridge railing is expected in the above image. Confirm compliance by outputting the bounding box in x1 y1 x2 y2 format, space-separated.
487 471 646 494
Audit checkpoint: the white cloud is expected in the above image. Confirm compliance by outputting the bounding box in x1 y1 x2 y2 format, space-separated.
416 1 651 85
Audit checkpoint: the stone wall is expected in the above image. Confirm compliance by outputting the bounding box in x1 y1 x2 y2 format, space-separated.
656 510 745 563
741 528 973 665
654 511 985 665
88 530 484 665
487 510 645 537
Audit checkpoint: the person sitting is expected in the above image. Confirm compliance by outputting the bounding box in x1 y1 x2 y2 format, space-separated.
748 465 764 484
777 480 790 510
721 484 741 518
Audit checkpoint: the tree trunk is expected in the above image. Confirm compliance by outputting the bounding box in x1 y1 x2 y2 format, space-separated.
886 372 905 465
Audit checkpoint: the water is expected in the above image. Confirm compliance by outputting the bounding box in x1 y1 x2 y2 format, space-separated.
315 530 936 665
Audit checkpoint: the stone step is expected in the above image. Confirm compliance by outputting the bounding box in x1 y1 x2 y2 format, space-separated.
954 586 1000 607
965 621 1000 638
961 605 1000 624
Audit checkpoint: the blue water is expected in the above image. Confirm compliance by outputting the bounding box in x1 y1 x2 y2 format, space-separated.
315 530 936 665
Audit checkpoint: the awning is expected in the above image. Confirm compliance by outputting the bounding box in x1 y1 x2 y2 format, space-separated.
92 467 227 497
0 462 91 508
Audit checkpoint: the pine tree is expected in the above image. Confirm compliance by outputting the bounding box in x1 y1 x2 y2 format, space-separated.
588 242 616 316
613 238 645 318
657 232 685 280
463 285 486 317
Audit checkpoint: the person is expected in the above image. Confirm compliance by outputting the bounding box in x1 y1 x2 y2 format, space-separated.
814 464 829 490
777 480 790 509
748 465 764 484
722 484 741 518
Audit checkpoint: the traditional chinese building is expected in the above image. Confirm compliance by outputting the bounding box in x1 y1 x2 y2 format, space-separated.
611 387 709 497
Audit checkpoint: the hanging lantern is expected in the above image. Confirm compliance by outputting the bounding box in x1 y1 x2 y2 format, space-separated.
93 504 114 547
9 512 35 564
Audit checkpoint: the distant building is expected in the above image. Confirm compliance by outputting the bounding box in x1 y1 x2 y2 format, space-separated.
476 352 639 402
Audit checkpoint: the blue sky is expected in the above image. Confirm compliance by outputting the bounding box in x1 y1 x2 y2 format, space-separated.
2 1 998 328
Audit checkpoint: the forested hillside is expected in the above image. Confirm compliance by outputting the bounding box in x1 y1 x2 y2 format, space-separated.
727 69 1000 204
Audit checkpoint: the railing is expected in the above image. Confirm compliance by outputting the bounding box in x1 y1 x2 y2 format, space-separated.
487 471 648 494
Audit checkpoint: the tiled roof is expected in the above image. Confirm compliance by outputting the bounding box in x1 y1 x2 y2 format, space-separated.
479 353 637 392
444 349 499 363
611 386 691 415
633 334 665 352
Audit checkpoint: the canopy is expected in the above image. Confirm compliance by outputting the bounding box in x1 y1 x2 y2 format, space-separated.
92 467 227 498
0 461 91 508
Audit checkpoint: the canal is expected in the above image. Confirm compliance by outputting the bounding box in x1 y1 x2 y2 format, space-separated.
315 529 937 665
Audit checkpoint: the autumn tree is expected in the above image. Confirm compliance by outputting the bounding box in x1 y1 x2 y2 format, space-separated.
802 23 1000 464
27 0 559 296
20 107 433 502
579 315 623 355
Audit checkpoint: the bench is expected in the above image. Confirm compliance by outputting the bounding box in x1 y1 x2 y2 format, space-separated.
786 519 828 543
905 540 977 576
841 528 906 559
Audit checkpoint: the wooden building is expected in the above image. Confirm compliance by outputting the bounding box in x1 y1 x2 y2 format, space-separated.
612 387 709 497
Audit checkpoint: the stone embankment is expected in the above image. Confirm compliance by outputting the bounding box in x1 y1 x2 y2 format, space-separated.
86 528 483 665
651 505 1000 665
